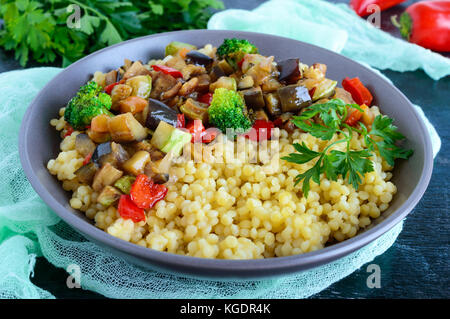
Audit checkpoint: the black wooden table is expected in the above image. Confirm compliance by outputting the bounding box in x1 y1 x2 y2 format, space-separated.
2 0 448 299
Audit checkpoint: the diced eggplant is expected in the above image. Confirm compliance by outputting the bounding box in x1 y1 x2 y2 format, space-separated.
253 109 269 121
186 51 213 68
123 61 151 80
261 77 282 93
92 163 123 192
312 63 327 76
146 98 178 130
209 65 226 83
150 72 179 100
125 75 152 99
209 76 237 92
110 84 132 111
75 133 96 158
179 77 199 96
75 162 98 184
108 113 148 143
87 129 111 144
277 84 311 113
180 98 209 122
181 64 206 81
105 70 118 86
97 186 121 207
91 141 130 167
196 74 211 93
165 41 197 56
263 93 282 117
238 75 254 90
217 60 234 75
123 150 151 176
242 86 265 109
160 81 182 100
144 162 170 184
114 175 136 194
277 58 301 84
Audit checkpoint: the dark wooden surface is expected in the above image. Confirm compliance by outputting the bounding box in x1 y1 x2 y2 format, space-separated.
2 0 448 298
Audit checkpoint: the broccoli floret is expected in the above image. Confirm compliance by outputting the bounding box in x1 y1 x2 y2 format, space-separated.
208 88 253 135
64 81 113 129
217 38 258 68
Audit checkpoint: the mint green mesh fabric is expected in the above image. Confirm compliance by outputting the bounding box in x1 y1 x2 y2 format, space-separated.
0 65 440 299
208 0 450 80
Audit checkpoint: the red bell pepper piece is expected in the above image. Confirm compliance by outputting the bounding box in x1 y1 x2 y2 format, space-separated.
118 194 146 223
202 128 219 143
345 109 364 126
151 65 183 78
104 79 125 95
186 120 205 143
395 1 450 52
82 153 92 166
130 174 168 210
244 120 274 141
64 126 74 137
342 77 373 106
237 57 245 69
198 92 213 106
350 0 406 17
176 114 185 128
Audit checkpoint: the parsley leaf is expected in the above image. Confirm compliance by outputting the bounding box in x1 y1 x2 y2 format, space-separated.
282 99 412 197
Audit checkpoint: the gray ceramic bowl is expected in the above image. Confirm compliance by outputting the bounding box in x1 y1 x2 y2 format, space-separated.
19 30 433 279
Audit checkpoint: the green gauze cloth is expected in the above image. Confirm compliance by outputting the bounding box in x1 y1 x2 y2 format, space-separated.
0 67 438 299
208 0 450 80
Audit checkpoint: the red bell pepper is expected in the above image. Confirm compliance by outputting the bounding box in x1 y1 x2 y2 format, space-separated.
395 1 450 52
342 77 373 106
176 114 185 128
118 194 146 223
186 120 218 143
202 128 219 143
244 120 274 141
350 0 406 17
64 126 74 137
198 92 213 106
82 153 92 166
151 65 183 78
130 174 168 210
186 120 206 143
104 79 125 95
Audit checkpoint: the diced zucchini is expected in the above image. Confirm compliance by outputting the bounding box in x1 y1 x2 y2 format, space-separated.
312 79 337 101
165 41 197 57
114 175 136 194
161 127 191 156
97 186 121 207
125 75 152 99
92 163 123 192
150 121 176 150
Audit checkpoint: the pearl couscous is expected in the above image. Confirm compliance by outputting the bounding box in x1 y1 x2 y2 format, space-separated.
47 39 409 259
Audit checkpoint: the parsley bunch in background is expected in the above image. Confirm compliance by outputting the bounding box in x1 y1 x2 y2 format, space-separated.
282 99 413 197
0 0 224 67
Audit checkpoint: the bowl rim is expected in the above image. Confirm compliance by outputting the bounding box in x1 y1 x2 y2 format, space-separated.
19 29 434 278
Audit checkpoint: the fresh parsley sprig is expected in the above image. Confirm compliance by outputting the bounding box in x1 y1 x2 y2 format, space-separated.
282 99 413 197
0 0 224 67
